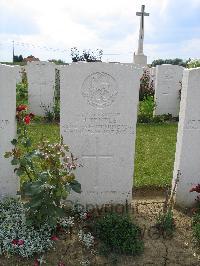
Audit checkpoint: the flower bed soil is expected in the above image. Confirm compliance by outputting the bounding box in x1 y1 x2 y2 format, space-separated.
0 193 199 266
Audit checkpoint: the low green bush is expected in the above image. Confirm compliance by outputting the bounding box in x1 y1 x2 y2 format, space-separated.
156 210 175 236
138 96 155 123
94 213 143 255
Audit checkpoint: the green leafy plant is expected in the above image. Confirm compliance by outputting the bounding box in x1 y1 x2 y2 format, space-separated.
155 173 180 237
156 209 175 237
5 105 81 227
138 96 155 123
190 184 200 245
94 213 143 255
16 82 28 106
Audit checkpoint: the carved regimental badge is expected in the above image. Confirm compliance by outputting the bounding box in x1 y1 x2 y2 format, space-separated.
82 72 118 108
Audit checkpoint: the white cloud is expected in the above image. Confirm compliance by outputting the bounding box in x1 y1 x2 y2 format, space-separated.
0 0 200 62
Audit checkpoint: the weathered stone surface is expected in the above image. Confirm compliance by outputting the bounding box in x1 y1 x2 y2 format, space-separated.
154 64 184 117
60 62 142 205
0 64 18 198
173 67 200 207
27 61 55 116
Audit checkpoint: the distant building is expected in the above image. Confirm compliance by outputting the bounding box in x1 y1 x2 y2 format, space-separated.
23 55 40 63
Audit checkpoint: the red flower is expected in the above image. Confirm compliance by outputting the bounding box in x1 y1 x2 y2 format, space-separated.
50 235 59 241
16 105 27 112
24 115 31 125
86 212 93 220
189 184 200 193
11 239 18 245
18 239 24 246
29 113 35 119
58 262 65 266
11 239 25 246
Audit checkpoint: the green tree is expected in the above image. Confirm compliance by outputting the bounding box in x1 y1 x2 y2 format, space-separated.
151 58 189 67
187 59 200 68
13 55 23 62
71 47 103 62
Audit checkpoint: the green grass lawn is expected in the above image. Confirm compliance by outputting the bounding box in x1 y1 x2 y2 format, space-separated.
134 123 178 188
26 121 178 189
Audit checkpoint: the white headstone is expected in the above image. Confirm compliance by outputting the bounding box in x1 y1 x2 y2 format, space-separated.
60 62 142 205
15 65 22 84
173 68 200 208
27 61 55 116
0 65 18 198
154 64 184 117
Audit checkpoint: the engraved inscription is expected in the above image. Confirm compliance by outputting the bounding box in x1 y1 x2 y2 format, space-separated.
82 72 118 108
185 119 200 129
0 120 9 129
63 112 134 135
163 68 174 80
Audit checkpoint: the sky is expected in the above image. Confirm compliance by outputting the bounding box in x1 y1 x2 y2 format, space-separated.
0 0 200 63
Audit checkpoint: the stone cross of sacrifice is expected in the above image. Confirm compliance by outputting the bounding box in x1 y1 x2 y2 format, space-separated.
136 5 149 55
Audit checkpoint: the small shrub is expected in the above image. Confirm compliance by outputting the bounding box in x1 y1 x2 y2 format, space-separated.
41 104 55 122
138 96 155 123
5 105 81 227
155 175 180 237
139 69 154 101
156 210 175 236
16 82 28 106
190 184 200 245
193 223 200 246
94 213 143 255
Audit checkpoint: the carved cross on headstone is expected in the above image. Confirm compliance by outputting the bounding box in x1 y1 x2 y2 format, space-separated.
81 136 113 189
136 5 149 55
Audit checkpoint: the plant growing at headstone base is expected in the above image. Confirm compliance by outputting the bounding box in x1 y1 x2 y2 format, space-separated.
5 105 81 227
190 184 200 245
138 96 156 123
155 171 180 237
94 213 143 255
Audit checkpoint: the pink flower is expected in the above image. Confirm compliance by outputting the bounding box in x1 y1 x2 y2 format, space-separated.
11 239 25 246
17 239 24 246
58 262 65 266
33 259 40 266
11 239 18 245
50 235 59 241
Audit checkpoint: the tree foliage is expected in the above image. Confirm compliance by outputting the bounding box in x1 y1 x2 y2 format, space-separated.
13 55 23 62
151 58 190 67
187 59 200 69
71 47 103 62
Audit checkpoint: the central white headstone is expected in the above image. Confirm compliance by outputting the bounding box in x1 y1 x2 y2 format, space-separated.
0 64 18 198
27 61 55 116
61 62 142 205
